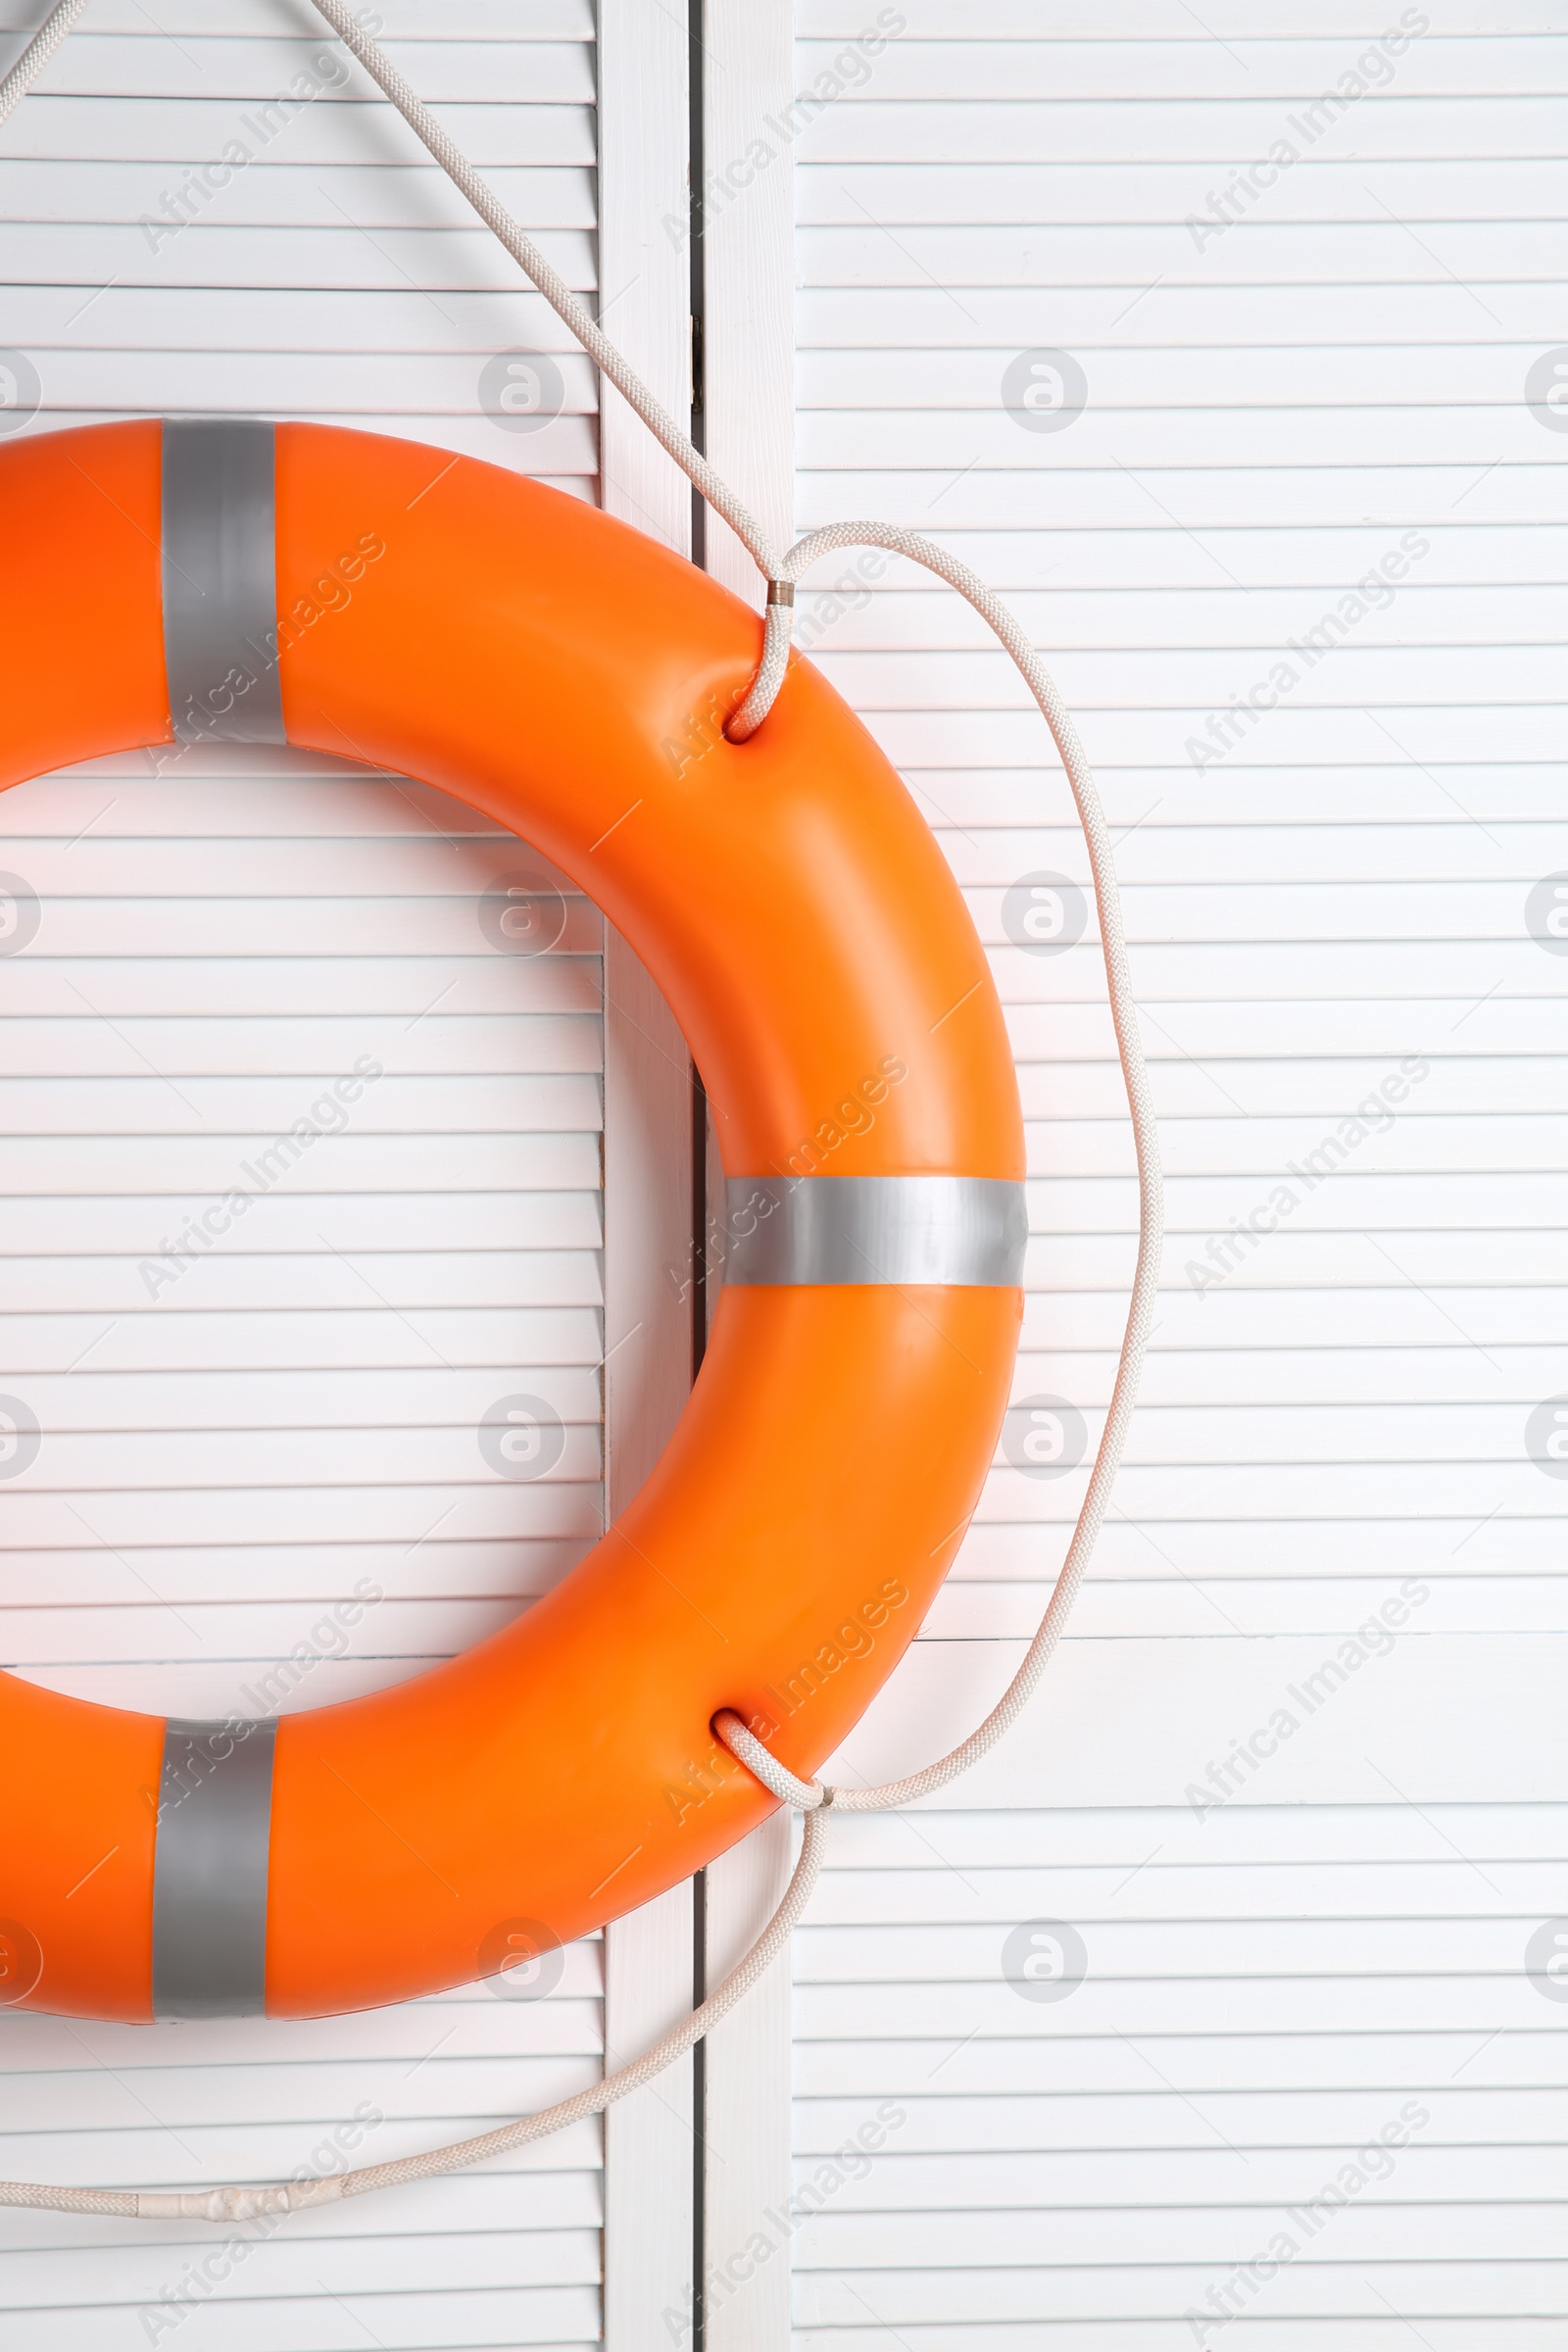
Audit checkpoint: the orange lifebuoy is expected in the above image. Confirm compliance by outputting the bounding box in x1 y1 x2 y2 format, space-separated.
0 419 1025 2023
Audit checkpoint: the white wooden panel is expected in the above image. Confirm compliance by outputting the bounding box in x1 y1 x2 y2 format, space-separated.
0 4 612 2343
790 7 1566 2347
596 0 692 557
699 0 795 601
704 1812 797 2352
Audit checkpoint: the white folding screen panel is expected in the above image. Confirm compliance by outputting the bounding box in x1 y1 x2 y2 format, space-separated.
786 5 1568 2348
0 3 694 2345
9 4 1564 2349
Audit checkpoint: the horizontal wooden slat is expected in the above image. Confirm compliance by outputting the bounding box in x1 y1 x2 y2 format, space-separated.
799 2144 1568 2211
796 94 1568 163
0 158 597 225
0 2230 602 2309
0 2291 602 2352
794 581 1563 644
794 225 1564 294
802 466 1561 528
927 1578 1568 1641
794 2322 1563 2350
793 2260 1568 2327
793 33 1568 100
13 34 596 102
0 1535 590 1604
0 0 595 30
13 408 598 479
796 161 1568 228
798 1974 1545 2039
8 344 601 411
799 1 1563 28
797 280 1568 345
0 95 594 164
0 957 604 1015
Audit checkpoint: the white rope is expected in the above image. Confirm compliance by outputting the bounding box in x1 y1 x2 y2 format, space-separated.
0 0 88 127
726 523 1163 1808
0 1811 828 2220
713 1709 830 1811
307 0 782 582
0 0 1162 2219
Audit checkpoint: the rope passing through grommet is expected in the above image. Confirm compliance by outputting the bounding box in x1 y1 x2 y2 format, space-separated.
711 1709 828 1809
0 0 1162 2220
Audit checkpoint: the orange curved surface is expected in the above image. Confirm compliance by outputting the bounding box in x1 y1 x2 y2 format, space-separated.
0 422 1024 2019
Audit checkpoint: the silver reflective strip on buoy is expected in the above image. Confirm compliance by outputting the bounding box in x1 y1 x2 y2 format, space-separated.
722 1175 1028 1287
152 1718 275 2020
161 417 286 745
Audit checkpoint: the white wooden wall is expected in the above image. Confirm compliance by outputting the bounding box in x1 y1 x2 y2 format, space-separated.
5 1 1567 2346
786 5 1568 2347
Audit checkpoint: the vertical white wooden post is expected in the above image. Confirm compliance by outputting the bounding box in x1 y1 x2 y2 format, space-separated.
597 3 701 2342
600 2 797 2330
703 1813 797 2348
601 932 698 2349
698 4 799 2343
596 0 696 558
699 0 797 609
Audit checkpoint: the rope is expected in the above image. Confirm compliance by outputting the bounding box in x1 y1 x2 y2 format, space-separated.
0 0 88 127
0 1810 828 2220
308 0 782 583
0 0 1162 2219
727 522 1163 1807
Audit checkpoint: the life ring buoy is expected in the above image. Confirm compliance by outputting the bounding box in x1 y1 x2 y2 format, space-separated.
0 418 1025 2024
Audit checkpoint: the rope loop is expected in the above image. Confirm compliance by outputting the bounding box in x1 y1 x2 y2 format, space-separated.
712 1710 830 1810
